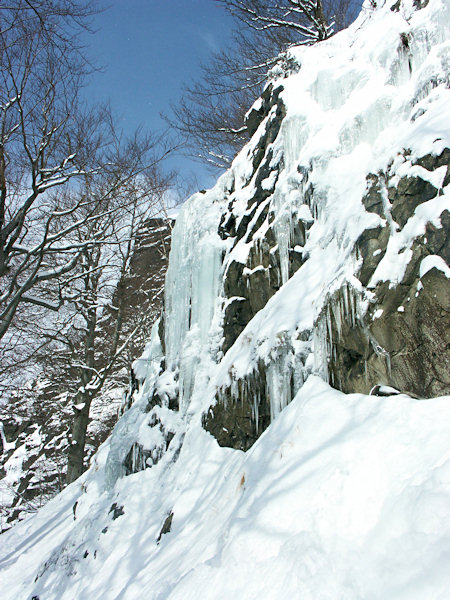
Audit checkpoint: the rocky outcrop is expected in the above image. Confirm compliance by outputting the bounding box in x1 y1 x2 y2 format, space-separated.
121 0 450 462
325 150 450 397
205 129 449 450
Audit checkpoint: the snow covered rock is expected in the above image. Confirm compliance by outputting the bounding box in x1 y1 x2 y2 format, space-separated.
189 0 450 448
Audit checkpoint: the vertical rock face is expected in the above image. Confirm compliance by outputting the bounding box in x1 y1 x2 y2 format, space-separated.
204 139 450 449
120 0 449 465
325 152 450 397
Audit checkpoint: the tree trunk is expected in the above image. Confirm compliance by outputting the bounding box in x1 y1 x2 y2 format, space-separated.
66 391 92 484
315 0 329 40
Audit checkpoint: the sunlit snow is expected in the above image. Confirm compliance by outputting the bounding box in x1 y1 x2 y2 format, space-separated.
1 1 449 598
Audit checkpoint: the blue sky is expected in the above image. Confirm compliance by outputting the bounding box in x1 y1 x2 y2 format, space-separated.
83 0 235 193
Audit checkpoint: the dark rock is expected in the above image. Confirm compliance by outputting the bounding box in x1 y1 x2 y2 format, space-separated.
247 268 275 314
326 264 450 397
223 298 253 354
245 199 271 242
234 210 253 243
414 147 450 174
390 175 438 227
245 84 284 137
158 314 166 357
363 173 385 216
356 225 389 286
109 503 124 520
426 210 450 263
254 150 278 192
292 219 307 248
124 442 152 475
157 511 174 542
289 246 304 276
252 96 286 171
203 364 271 451
219 212 237 239
224 261 247 298
413 0 430 10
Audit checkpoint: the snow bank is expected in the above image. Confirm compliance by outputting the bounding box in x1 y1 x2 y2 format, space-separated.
1 378 450 599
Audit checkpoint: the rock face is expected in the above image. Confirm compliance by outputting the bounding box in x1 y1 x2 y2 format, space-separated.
205 141 450 449
326 150 450 397
116 0 450 467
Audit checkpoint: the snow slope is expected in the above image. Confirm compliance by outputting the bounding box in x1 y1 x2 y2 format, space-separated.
1 0 449 598
1 379 450 599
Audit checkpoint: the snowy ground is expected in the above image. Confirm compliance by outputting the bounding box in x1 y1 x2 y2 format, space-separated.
1 377 450 599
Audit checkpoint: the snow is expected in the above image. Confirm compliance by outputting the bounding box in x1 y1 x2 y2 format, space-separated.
420 254 450 278
1 0 449 598
1 378 450 599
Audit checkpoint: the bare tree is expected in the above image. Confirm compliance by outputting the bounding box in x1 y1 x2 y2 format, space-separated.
218 0 331 43
169 0 360 169
0 1 178 487
0 204 173 524
49 132 174 484
0 0 100 345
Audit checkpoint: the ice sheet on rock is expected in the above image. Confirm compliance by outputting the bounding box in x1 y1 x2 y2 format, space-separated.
164 187 228 365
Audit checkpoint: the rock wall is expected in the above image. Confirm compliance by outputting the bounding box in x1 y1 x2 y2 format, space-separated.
206 123 450 449
327 152 450 397
124 0 450 462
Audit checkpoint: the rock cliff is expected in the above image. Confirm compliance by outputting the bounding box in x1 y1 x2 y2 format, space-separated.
134 0 450 455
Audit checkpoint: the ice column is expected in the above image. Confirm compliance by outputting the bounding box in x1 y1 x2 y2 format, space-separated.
163 191 227 412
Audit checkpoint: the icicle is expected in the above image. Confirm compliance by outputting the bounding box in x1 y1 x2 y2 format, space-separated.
326 304 333 352
163 193 227 412
266 347 292 422
282 115 309 171
252 394 259 434
343 285 350 325
271 188 292 286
